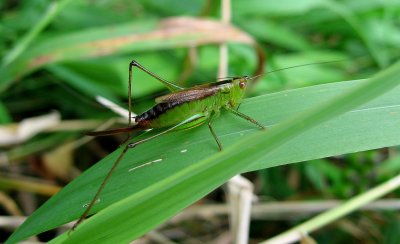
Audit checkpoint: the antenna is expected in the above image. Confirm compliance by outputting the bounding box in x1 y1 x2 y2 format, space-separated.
249 59 352 80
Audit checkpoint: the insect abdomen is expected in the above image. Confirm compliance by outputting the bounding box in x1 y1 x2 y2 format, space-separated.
137 95 219 128
136 102 180 122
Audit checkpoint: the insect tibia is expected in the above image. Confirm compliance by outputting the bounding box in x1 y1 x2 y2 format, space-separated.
86 125 141 137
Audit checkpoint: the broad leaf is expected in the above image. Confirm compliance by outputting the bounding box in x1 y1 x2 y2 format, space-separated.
7 61 400 243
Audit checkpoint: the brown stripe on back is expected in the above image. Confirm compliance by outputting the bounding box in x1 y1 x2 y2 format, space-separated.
155 85 220 104
136 86 220 123
136 83 227 124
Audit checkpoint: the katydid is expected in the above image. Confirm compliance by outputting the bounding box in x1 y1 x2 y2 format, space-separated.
72 60 264 229
73 59 345 230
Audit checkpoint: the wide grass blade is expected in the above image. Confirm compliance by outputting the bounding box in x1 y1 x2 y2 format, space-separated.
7 61 400 243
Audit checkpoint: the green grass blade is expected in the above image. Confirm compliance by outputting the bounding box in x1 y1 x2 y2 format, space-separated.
0 17 255 93
7 61 400 243
263 173 400 243
1 0 73 66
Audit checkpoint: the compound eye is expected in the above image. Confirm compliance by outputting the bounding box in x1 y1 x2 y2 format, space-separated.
239 80 246 89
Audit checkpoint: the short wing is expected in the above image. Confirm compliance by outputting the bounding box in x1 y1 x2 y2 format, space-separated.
155 86 220 104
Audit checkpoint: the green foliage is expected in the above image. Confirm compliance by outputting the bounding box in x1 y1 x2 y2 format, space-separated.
2 0 400 243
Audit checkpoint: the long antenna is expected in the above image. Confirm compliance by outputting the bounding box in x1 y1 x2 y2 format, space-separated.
249 58 351 80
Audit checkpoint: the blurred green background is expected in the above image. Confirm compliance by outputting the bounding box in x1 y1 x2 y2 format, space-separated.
1 0 400 243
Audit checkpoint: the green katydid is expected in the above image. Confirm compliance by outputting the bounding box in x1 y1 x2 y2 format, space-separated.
73 59 345 230
72 60 264 229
